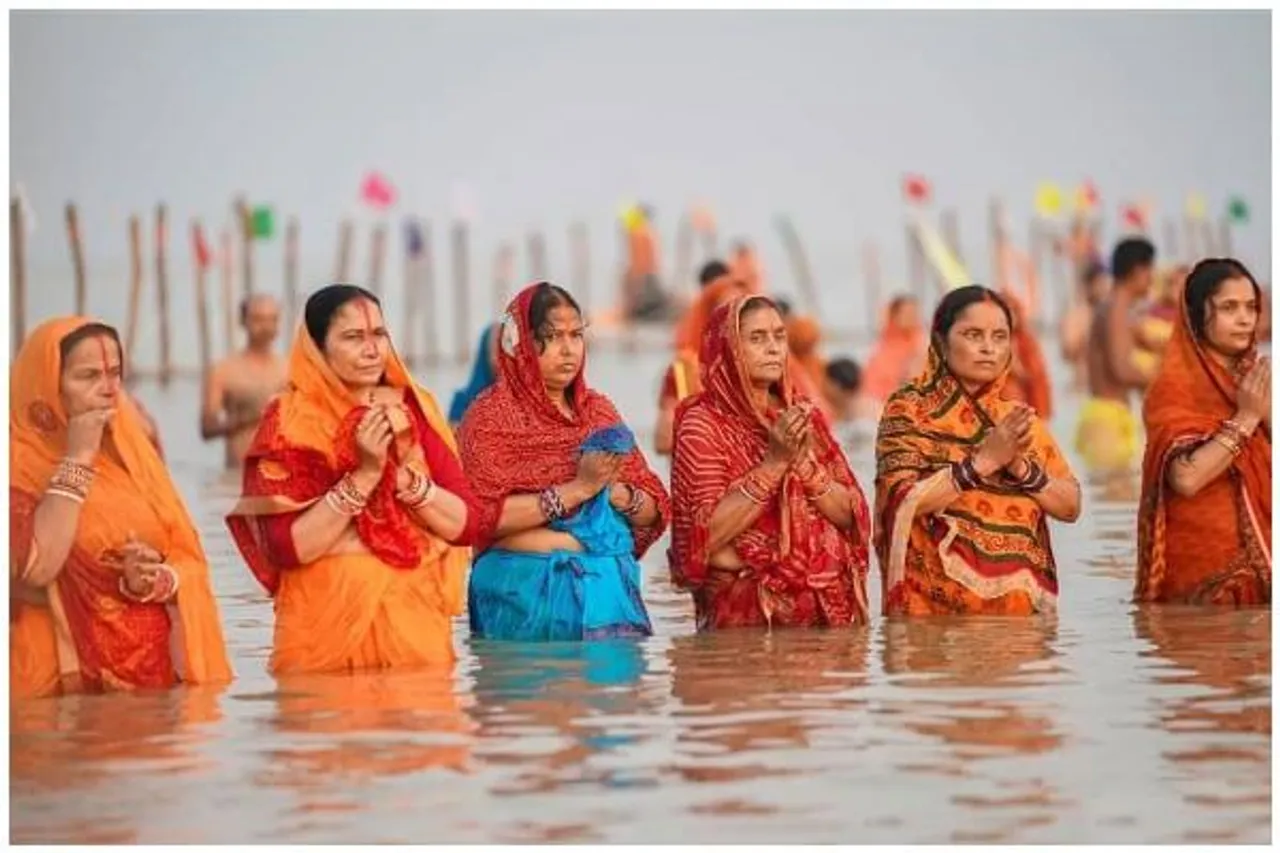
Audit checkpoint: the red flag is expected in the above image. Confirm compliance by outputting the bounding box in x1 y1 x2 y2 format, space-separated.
360 171 397 210
193 223 212 269
1121 203 1147 230
902 174 931 205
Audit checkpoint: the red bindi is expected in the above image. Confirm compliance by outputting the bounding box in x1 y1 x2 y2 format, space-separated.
97 337 110 374
358 300 375 334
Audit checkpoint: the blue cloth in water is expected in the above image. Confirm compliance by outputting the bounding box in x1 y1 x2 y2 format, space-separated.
468 489 653 641
448 324 497 424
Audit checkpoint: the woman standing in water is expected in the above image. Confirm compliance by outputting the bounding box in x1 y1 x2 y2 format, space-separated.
11 318 231 698
874 286 1081 617
669 295 872 630
226 284 478 674
459 282 670 641
1136 258 1271 606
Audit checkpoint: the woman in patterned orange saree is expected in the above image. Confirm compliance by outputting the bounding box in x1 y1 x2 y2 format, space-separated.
226 284 478 674
1136 258 1270 606
669 295 872 630
653 265 748 455
11 317 231 699
874 286 1081 617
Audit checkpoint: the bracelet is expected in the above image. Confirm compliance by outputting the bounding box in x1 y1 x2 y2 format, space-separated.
1017 461 1049 493
397 468 436 509
803 465 834 499
325 473 370 517
621 484 646 517
45 486 86 505
48 458 95 502
539 486 568 521
950 457 981 492
1211 432 1244 457
740 465 784 504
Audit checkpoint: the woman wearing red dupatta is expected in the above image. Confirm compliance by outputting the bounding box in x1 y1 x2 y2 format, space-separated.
1136 258 1271 606
458 282 671 641
226 285 478 675
669 295 872 630
874 286 1081 617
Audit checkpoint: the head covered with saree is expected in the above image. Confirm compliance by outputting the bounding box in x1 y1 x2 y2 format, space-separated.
1000 288 1053 418
874 286 1071 615
226 284 469 613
10 317 231 696
1136 258 1271 604
669 295 871 623
861 294 926 402
458 282 671 555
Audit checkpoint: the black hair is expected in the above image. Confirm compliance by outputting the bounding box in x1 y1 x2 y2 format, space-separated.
773 297 794 318
697 259 730 288
59 322 122 369
740 295 779 320
527 281 583 353
825 356 862 392
1110 237 1156 284
1183 257 1261 341
887 294 916 315
930 285 1014 341
303 283 380 349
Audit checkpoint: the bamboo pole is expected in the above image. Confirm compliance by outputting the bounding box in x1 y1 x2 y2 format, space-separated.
11 199 26 354
860 239 882 338
401 219 420 367
672 213 694 297
335 219 354 281
988 198 1004 292
774 215 820 316
284 217 299 339
155 204 173 386
421 221 439 367
493 241 516 316
65 203 87 315
452 221 471 364
235 196 254 295
527 230 547 281
569 221 589 317
906 221 925 302
125 215 143 374
1162 219 1180 265
1217 215 1234 257
940 207 962 267
192 220 212 375
369 223 387 296
219 229 234 356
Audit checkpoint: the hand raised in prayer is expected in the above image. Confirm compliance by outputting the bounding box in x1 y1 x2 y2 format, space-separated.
576 451 625 497
1237 357 1271 424
976 405 1033 476
766 405 812 465
355 405 394 475
66 407 114 464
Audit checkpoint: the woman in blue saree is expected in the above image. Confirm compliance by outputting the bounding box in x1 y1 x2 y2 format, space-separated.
448 322 498 425
458 282 671 640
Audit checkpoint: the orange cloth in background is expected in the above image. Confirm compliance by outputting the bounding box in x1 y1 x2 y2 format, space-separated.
627 224 658 279
10 317 232 699
226 325 471 675
1002 290 1054 419
662 275 750 407
1136 302 1271 605
862 318 925 403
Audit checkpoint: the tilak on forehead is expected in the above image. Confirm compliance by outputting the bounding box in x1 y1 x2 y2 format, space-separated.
97 336 111 372
358 299 376 332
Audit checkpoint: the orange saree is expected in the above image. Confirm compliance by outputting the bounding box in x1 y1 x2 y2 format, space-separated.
861 315 925 403
874 346 1073 616
10 317 231 699
1135 304 1271 606
1002 291 1053 419
226 328 473 675
660 275 748 406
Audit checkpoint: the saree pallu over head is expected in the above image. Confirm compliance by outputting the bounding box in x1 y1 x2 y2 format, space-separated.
458 284 671 555
1136 301 1271 605
861 312 925 403
225 322 470 615
10 317 232 698
874 343 1072 616
669 297 872 626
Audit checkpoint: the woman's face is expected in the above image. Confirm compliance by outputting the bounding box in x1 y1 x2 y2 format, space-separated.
323 298 390 390
536 304 586 394
943 300 1011 389
1201 277 1259 358
739 305 788 388
60 334 123 418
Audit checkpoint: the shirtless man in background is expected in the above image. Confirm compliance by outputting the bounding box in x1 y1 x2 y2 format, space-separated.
1075 238 1156 474
201 294 287 468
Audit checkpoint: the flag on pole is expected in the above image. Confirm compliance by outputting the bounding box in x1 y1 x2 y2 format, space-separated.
901 174 931 205
251 206 275 239
405 219 424 258
1034 182 1064 219
1073 180 1099 213
1185 192 1208 221
1121 203 1147 230
193 224 213 268
360 171 396 210
1227 196 1250 224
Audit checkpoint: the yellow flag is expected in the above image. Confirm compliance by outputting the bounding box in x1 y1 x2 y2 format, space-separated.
1034 183 1063 218
915 218 970 290
1185 192 1207 221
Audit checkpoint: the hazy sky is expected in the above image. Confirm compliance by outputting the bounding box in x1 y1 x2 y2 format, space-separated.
10 10 1271 362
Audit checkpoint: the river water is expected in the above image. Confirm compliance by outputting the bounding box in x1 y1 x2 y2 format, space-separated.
9 337 1271 844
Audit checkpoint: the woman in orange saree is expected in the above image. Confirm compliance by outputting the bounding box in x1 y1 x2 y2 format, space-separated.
226 284 478 674
653 267 748 455
861 295 926 404
669 295 872 630
874 286 1081 617
10 317 231 699
1135 258 1270 606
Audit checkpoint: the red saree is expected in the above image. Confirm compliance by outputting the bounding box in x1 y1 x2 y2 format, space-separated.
458 284 671 556
1136 301 1271 606
669 296 872 629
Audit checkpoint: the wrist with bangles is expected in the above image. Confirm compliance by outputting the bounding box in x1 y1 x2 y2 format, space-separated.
801 463 834 499
613 483 647 518
325 472 373 516
739 463 786 505
46 457 95 505
539 485 569 521
1211 416 1255 456
118 564 180 604
396 467 437 510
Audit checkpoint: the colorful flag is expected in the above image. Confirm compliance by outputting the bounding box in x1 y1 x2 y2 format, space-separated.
1034 182 1063 218
360 171 396 210
193 224 213 268
1121 203 1147 230
404 219 424 257
1073 180 1099 213
902 174 931 205
1185 192 1208 221
251 206 275 239
1227 196 1250 224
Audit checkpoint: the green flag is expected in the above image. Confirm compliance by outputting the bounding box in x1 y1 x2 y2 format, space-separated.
251 206 275 239
1226 196 1250 225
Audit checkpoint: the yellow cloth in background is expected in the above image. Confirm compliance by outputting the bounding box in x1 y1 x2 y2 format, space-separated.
1075 397 1141 474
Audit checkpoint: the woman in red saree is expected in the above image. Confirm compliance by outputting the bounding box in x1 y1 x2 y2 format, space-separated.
11 317 231 699
458 282 671 640
874 286 1081 617
669 295 872 630
1136 258 1270 606
226 284 478 674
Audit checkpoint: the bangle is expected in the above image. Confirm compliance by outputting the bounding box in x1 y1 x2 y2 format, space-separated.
118 574 154 604
48 458 94 502
740 465 784 504
325 473 370 516
1211 432 1244 457
45 486 86 505
151 565 180 603
803 465 834 499
1018 461 1049 493
398 468 436 509
539 486 568 521
621 485 646 518
950 457 981 491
